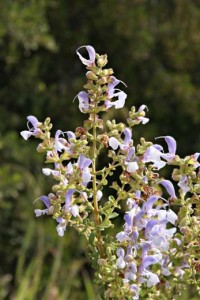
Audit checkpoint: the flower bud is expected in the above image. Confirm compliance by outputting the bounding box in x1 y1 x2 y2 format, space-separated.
106 120 112 127
86 71 98 80
37 143 44 153
48 205 54 215
76 127 87 136
116 123 125 131
97 54 108 68
97 76 108 85
102 68 113 76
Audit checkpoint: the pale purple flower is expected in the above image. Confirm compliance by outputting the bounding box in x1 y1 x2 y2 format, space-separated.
135 190 141 199
35 209 49 217
125 262 137 281
141 243 151 259
77 154 92 170
121 128 132 151
65 189 75 208
65 189 79 217
116 189 179 294
107 76 126 97
160 179 176 199
157 209 178 225
124 203 141 232
130 285 139 300
143 144 166 170
137 243 161 287
193 152 200 168
40 195 50 208
178 175 190 194
105 91 127 109
107 76 121 97
161 265 171 276
56 217 67 237
145 220 159 237
42 168 60 177
147 224 176 251
137 105 149 124
156 136 177 162
76 45 96 67
116 248 126 269
115 192 180 295
126 146 135 161
132 230 139 244
34 195 50 217
66 162 74 176
193 152 200 161
137 116 149 124
66 131 76 141
77 91 90 112
125 145 138 173
109 128 132 152
116 231 130 242
54 130 76 154
143 195 160 212
142 256 159 269
124 210 135 233
126 161 139 173
70 205 79 217
66 131 77 151
140 270 160 287
174 267 185 277
20 115 42 140
105 76 127 109
77 154 92 185
109 137 120 150
54 130 70 152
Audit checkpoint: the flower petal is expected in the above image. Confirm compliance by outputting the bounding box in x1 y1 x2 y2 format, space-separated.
160 179 176 199
123 128 132 145
138 104 148 113
142 256 158 269
65 189 75 207
109 137 120 150
20 130 33 140
40 195 50 208
27 115 39 128
71 205 79 217
127 162 139 173
77 91 89 112
178 175 190 194
34 208 48 217
137 116 149 124
76 45 96 66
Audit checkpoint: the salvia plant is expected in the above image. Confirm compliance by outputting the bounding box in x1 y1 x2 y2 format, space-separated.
21 46 200 300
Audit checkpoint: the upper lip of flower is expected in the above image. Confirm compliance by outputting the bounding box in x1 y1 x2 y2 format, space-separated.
20 115 41 140
105 76 127 110
109 128 132 152
77 91 90 112
76 45 96 67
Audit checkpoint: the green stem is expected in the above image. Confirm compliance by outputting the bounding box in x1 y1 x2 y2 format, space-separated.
92 112 104 258
98 162 120 189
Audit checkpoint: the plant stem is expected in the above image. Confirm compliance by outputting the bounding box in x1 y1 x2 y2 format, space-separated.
92 112 104 258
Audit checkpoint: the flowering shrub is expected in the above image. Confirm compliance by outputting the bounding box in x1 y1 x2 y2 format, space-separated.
21 46 200 299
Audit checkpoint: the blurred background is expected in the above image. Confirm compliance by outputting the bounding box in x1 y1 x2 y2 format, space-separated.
0 0 200 299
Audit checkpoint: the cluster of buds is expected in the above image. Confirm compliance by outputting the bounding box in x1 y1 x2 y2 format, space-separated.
21 46 200 299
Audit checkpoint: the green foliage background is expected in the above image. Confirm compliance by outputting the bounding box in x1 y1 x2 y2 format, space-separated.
0 0 200 299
